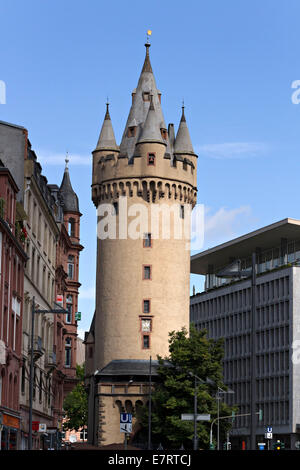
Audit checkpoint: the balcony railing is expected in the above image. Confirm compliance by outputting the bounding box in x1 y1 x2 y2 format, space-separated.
29 336 44 361
45 351 57 371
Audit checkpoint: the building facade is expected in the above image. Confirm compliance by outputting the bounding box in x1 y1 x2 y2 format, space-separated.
0 161 27 450
0 120 83 449
190 218 300 450
85 42 197 446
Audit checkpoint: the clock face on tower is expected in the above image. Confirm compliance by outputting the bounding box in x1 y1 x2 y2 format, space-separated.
141 319 151 332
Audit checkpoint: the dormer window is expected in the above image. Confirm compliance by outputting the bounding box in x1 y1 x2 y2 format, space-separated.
127 126 136 138
160 128 168 140
147 153 155 166
143 92 151 102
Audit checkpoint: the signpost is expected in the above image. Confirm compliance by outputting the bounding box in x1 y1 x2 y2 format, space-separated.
56 295 63 307
181 414 210 422
120 413 132 450
39 423 47 433
75 312 81 321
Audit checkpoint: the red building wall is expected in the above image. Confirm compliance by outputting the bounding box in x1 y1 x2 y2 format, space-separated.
0 167 27 450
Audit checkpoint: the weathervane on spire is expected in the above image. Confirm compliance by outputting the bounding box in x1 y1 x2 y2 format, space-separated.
65 151 69 169
146 29 152 45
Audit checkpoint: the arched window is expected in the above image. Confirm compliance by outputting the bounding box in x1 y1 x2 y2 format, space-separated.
66 295 73 324
68 218 75 237
65 337 72 367
67 256 74 280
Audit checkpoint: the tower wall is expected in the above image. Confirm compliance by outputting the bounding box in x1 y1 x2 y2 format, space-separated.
92 141 197 371
88 44 198 446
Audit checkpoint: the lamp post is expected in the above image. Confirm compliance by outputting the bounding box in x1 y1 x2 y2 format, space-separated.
148 355 152 450
216 387 235 450
188 372 205 450
28 296 67 450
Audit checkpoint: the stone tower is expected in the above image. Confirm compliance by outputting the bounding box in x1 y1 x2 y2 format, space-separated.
86 42 197 446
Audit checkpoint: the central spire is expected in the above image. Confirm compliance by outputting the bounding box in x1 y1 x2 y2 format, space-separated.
119 42 167 159
141 43 153 73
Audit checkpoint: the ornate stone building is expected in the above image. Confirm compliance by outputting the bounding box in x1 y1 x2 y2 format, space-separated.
85 43 197 446
0 160 27 450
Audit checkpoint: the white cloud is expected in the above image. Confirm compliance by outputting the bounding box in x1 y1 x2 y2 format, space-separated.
196 142 268 159
37 150 90 166
204 205 255 248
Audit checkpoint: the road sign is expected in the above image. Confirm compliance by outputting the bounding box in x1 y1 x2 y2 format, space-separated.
120 413 132 433
56 295 63 307
32 421 40 431
258 443 266 450
75 312 81 321
265 432 273 439
39 423 47 433
267 426 272 432
181 413 210 421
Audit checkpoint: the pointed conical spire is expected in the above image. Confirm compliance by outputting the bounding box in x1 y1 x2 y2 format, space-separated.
59 154 79 213
138 94 164 144
142 43 153 73
119 43 167 159
95 102 119 151
174 105 194 155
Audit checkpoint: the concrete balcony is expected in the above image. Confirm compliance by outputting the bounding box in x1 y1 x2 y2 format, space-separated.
45 351 57 372
29 336 44 362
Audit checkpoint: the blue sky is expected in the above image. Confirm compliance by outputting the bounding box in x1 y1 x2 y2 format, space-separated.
1 0 300 336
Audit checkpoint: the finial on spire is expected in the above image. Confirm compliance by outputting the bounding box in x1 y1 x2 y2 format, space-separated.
105 98 111 120
146 29 152 45
181 100 186 122
65 151 69 169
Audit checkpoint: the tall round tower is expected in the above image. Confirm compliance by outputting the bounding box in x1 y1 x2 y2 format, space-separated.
87 43 197 446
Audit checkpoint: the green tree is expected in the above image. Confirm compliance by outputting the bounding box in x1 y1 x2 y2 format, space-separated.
137 325 237 449
63 365 88 431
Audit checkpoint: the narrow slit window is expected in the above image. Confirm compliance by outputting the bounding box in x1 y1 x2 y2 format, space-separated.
180 205 185 219
143 335 150 349
143 265 151 280
113 202 118 215
143 299 150 313
143 233 152 248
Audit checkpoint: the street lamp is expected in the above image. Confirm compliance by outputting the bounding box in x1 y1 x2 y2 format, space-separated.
188 371 205 451
148 356 152 450
28 296 67 450
216 387 235 450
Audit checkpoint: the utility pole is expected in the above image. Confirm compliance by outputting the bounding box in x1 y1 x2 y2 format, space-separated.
193 374 198 451
148 355 152 450
28 296 35 450
250 252 257 450
28 297 67 450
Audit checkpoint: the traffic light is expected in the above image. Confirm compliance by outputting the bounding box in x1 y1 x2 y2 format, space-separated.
231 411 235 423
273 440 284 450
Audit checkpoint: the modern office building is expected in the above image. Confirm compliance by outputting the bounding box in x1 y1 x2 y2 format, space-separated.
190 218 300 450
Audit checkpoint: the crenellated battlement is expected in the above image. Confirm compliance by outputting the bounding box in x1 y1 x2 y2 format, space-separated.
92 176 197 207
